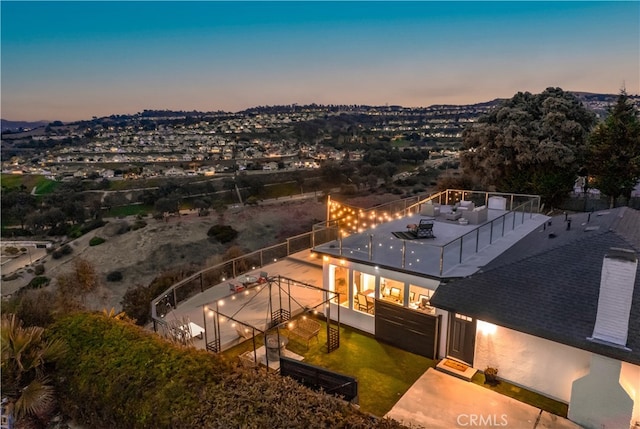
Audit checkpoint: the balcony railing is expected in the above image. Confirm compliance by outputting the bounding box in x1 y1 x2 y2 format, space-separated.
151 189 540 329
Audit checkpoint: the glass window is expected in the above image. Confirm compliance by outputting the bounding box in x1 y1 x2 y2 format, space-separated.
353 270 375 314
409 285 435 313
380 277 404 305
330 264 349 307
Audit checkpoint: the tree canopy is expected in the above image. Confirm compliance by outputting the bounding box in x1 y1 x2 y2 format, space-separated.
586 90 640 207
460 87 596 206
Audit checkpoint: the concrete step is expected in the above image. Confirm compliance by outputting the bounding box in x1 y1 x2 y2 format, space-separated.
435 358 477 382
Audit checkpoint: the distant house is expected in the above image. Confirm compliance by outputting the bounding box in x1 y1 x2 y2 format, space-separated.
164 167 185 177
101 169 115 179
197 166 216 176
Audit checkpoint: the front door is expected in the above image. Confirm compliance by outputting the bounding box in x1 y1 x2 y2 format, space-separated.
448 313 476 365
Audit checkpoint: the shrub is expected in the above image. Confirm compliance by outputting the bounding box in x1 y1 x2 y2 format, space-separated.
26 276 50 290
89 236 106 246
34 264 45 275
49 313 407 429
5 246 19 255
106 271 123 282
52 244 73 259
207 224 238 244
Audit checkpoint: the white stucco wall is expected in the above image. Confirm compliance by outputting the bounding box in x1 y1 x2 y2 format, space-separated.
474 323 591 402
569 354 635 429
621 361 640 426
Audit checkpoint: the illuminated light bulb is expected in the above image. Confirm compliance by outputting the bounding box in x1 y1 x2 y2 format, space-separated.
231 323 236 328
208 310 214 317
218 300 224 306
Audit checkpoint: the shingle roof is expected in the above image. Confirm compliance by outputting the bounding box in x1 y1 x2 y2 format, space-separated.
430 207 640 365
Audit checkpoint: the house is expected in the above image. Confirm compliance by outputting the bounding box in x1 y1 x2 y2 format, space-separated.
312 190 639 428
312 190 544 355
429 207 640 429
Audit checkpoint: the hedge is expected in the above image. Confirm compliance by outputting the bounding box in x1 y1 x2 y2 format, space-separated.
49 313 406 429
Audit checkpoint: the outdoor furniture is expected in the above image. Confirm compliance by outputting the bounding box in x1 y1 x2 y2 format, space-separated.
229 282 245 293
407 219 435 239
287 317 321 348
236 324 255 339
455 200 475 212
421 201 441 217
445 211 462 221
466 205 488 224
265 332 289 362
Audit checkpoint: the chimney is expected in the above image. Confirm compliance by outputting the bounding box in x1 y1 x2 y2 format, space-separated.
591 248 637 347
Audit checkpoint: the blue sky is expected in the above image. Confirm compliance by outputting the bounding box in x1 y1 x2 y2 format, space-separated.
2 1 638 121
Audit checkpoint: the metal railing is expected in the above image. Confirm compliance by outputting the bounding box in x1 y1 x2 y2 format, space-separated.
317 190 541 277
151 189 541 329
151 228 339 331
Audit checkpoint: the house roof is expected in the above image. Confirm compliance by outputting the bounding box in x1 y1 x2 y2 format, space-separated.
430 207 640 366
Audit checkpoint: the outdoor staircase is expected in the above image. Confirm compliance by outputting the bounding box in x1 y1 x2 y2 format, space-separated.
435 358 477 382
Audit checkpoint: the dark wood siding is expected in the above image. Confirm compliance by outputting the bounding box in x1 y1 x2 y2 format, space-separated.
374 299 440 359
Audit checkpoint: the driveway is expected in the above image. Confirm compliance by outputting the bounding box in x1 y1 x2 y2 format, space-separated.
386 369 582 429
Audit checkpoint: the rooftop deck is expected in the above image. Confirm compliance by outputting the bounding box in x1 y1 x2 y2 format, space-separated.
313 203 549 278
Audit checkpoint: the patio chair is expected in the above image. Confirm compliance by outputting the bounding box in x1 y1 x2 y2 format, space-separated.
415 219 435 239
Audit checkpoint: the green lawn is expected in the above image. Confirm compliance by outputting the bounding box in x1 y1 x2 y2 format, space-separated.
223 318 570 419
471 372 568 417
1 174 59 194
262 182 300 199
222 319 435 417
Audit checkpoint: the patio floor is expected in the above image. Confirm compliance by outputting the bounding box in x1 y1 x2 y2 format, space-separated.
386 369 582 429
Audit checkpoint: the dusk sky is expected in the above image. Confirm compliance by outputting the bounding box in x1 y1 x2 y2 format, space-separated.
1 1 638 122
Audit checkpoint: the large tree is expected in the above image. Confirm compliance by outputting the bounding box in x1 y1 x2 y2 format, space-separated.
586 90 640 207
461 87 596 207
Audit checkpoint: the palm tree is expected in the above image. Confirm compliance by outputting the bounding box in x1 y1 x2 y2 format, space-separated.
1 314 66 427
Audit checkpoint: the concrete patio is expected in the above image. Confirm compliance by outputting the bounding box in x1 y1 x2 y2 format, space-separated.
386 369 582 429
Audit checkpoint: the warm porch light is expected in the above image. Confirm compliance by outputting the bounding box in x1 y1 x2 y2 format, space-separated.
478 320 497 335
323 256 329 262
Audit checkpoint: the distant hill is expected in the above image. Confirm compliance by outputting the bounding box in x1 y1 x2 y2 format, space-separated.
1 119 49 133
